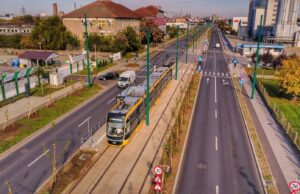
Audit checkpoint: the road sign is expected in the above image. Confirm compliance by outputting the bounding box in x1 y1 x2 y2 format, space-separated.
289 181 300 193
153 166 163 176
153 175 162 184
153 183 162 192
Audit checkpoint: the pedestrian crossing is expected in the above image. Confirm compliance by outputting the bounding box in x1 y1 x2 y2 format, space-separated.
207 50 223 53
202 71 230 78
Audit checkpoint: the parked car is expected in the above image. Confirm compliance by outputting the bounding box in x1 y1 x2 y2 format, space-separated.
99 72 119 80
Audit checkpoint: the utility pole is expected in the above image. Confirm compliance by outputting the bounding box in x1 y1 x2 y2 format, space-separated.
176 26 179 80
186 23 189 64
251 15 263 99
146 30 150 126
84 14 91 88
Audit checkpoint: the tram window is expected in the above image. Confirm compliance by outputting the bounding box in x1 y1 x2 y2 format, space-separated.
107 121 124 136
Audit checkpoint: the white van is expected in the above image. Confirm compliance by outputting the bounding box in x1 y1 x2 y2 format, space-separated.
215 43 220 48
118 71 136 88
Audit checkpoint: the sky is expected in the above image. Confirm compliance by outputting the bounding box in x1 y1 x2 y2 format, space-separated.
0 0 249 18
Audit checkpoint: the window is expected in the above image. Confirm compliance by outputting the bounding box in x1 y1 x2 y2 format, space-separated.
108 20 114 27
90 20 96 27
98 20 105 28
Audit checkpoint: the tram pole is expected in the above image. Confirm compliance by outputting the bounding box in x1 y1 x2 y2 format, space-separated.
176 26 179 81
146 30 150 126
251 15 263 99
193 27 195 53
84 14 91 88
186 23 189 64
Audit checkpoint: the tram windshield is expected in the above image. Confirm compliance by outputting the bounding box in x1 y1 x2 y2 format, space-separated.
107 117 125 137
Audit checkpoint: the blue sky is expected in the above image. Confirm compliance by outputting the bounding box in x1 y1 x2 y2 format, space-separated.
1 0 249 17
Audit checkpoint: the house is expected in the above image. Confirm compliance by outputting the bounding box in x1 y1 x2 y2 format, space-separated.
19 51 60 67
62 0 141 39
135 5 166 33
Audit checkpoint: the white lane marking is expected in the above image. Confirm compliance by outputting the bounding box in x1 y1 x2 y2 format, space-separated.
28 149 50 167
214 77 217 104
107 97 116 105
215 136 218 151
215 110 218 119
216 185 219 194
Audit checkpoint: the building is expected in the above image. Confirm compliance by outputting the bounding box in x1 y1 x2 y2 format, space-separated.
0 24 34 35
238 20 249 38
166 18 188 29
237 43 284 56
0 14 15 21
274 0 300 40
212 13 218 23
135 5 166 33
264 0 279 26
18 51 60 67
232 17 248 32
62 0 141 39
252 7 266 37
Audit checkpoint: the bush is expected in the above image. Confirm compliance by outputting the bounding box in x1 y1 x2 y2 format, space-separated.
0 35 22 49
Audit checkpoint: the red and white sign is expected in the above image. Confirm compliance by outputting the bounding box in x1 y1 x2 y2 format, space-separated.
289 181 300 194
154 183 162 191
153 175 162 184
153 166 163 176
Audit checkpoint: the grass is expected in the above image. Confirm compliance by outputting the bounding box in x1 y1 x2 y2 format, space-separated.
0 84 101 154
76 63 116 76
246 67 276 77
259 79 300 133
31 80 77 97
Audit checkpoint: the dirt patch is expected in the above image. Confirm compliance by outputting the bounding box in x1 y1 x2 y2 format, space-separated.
0 123 23 142
126 63 140 68
38 150 96 194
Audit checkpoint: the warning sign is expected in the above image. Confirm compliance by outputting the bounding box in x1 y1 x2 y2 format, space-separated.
153 175 162 184
153 183 162 191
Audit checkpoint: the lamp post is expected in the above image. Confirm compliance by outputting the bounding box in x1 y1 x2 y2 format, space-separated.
251 15 263 99
83 14 91 88
186 23 189 64
176 26 179 81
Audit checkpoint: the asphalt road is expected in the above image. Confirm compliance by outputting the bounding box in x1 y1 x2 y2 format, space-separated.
0 33 193 193
175 29 265 194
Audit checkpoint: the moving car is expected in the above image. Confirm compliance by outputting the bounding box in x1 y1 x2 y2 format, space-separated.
99 72 119 80
117 71 136 88
215 43 220 48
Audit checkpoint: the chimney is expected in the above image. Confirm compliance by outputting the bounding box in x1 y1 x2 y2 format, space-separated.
53 3 58 16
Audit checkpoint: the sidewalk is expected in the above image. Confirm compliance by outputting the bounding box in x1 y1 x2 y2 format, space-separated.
0 82 84 129
231 58 300 190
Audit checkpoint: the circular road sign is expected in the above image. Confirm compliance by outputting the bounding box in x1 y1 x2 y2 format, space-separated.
153 166 163 176
289 181 300 192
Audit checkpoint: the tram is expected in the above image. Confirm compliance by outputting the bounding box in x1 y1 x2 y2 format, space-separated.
106 66 173 146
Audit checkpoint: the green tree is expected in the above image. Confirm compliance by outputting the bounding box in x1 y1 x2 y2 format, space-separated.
140 19 163 45
167 26 178 39
112 31 129 52
261 52 274 64
31 16 79 50
275 56 300 101
0 35 21 49
123 27 140 52
251 52 262 64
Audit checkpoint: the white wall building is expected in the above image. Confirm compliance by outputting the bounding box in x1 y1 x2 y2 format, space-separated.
232 17 248 32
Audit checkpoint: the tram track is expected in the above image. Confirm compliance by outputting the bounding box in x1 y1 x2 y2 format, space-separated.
67 32 202 194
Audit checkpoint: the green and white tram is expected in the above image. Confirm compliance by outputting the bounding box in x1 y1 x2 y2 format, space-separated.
106 66 173 146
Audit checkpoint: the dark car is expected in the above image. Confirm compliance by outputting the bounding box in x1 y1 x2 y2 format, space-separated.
99 72 119 80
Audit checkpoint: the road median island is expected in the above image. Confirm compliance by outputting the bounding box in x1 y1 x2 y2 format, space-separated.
0 84 102 155
232 77 279 194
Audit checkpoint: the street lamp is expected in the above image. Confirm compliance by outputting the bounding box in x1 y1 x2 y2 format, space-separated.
83 14 92 88
186 23 189 64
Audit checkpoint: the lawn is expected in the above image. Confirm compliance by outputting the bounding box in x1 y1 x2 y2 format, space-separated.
0 84 101 154
259 79 300 133
247 67 276 77
31 80 76 97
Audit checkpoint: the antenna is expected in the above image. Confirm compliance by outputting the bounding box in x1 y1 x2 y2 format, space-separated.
74 2 77 10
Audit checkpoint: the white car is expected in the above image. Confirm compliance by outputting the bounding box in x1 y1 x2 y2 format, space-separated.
118 71 136 88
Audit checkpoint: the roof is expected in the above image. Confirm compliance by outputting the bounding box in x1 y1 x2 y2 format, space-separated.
240 44 285 49
19 51 60 60
63 0 140 19
135 6 161 18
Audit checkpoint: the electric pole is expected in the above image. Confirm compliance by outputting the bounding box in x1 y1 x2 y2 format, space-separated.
176 26 179 80
186 23 189 64
146 30 150 126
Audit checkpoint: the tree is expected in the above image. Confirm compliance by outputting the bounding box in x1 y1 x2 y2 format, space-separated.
167 26 178 39
31 16 79 50
261 52 274 64
112 31 129 52
20 35 34 49
140 19 163 45
123 27 140 52
273 54 288 69
275 56 300 101
251 52 262 64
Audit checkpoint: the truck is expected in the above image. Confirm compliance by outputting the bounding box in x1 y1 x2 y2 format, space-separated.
118 71 136 88
215 43 220 48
